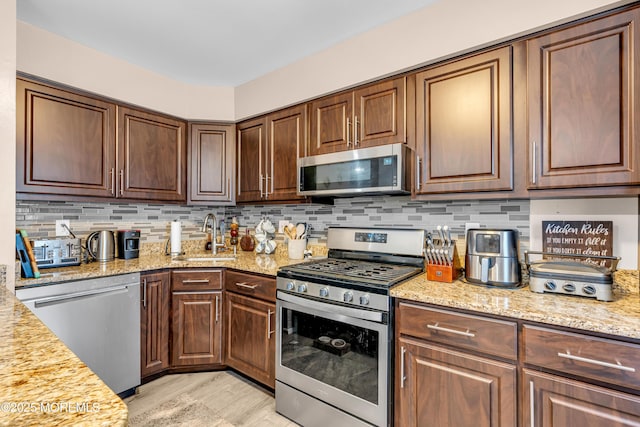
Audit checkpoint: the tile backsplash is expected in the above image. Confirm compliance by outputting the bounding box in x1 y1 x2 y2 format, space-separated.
16 196 530 251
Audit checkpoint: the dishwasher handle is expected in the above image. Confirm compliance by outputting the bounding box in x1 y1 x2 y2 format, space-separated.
33 285 131 308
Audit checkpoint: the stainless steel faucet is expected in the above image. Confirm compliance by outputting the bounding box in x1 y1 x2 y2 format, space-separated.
202 213 224 255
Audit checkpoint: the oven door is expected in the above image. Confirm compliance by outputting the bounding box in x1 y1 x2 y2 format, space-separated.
276 291 389 426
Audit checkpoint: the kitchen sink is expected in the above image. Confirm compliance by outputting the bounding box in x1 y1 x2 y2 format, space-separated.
171 255 237 262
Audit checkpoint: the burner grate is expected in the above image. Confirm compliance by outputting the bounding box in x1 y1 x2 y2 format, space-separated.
284 258 421 287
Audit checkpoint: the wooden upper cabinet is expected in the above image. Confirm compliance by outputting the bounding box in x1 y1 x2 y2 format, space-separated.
415 46 513 194
236 117 266 202
118 106 187 202
189 123 235 204
16 78 116 198
308 91 353 155
308 77 407 156
237 105 306 203
527 8 640 189
266 105 306 201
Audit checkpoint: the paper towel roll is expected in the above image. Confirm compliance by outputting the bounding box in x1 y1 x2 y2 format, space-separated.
170 220 182 255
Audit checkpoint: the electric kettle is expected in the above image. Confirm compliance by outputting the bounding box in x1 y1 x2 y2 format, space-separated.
86 230 116 262
465 229 520 287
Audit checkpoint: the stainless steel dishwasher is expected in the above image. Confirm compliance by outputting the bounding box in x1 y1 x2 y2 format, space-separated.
16 273 141 396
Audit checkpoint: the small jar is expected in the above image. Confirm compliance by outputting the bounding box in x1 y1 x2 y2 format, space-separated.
240 228 255 251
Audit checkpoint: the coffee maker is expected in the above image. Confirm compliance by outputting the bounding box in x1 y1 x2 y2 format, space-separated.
465 229 521 287
117 230 140 259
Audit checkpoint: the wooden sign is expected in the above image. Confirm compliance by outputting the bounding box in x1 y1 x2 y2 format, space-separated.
542 220 613 267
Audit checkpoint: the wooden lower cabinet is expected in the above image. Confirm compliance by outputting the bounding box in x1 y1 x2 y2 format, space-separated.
225 292 276 388
523 369 640 426
396 337 516 427
140 271 171 378
171 291 223 366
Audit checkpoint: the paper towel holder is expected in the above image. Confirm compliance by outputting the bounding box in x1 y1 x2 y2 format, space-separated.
166 219 185 257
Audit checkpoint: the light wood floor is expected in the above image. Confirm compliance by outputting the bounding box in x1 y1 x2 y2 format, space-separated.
125 371 297 426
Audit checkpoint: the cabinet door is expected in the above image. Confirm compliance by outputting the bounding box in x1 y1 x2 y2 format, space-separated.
308 91 353 156
171 291 222 366
16 78 116 198
354 77 407 149
527 8 640 189
140 271 170 378
117 106 187 202
236 117 266 202
523 369 640 427
189 123 235 204
416 47 513 194
396 338 516 427
225 292 276 388
266 105 306 201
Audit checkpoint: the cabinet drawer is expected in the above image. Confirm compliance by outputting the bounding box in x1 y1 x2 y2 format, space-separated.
523 325 640 391
397 302 517 360
172 269 222 291
225 270 276 302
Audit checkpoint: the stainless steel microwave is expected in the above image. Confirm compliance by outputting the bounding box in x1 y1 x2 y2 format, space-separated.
298 143 412 196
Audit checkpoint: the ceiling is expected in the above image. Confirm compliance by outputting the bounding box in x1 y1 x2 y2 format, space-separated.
17 0 439 87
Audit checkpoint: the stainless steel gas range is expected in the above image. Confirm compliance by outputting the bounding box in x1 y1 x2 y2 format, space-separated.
275 227 425 427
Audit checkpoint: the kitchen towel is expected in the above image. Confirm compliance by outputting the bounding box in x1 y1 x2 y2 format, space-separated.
170 220 182 255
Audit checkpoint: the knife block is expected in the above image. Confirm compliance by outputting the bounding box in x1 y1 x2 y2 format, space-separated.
426 242 461 283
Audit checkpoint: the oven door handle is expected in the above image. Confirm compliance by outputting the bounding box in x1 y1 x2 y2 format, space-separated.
277 291 384 323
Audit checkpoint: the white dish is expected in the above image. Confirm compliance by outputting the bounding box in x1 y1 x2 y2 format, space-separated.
331 338 346 348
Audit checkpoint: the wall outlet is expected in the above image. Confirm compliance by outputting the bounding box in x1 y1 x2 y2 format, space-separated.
278 220 289 234
465 222 480 234
56 220 70 236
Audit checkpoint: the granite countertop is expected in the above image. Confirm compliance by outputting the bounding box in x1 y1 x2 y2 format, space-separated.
0 285 127 426
15 247 312 289
392 270 640 340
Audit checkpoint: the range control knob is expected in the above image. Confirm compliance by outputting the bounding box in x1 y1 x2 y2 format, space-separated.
343 291 354 303
583 285 597 296
286 282 295 291
563 283 576 293
544 280 556 291
319 287 329 298
359 294 370 306
297 284 308 293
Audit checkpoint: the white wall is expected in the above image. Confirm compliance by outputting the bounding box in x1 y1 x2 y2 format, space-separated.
235 0 628 119
530 198 639 270
17 22 235 121
1 0 16 291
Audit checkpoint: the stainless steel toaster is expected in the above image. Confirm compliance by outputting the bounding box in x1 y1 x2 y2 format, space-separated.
31 237 82 268
465 229 520 287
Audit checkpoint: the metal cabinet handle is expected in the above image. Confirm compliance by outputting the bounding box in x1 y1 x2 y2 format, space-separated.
346 117 352 147
215 295 219 323
529 380 535 427
182 279 210 284
415 155 421 191
142 278 147 309
259 174 266 198
354 116 359 146
531 140 537 185
427 323 476 338
557 351 636 372
265 174 270 199
119 169 124 195
109 168 115 195
400 346 407 389
267 309 275 339
235 282 258 289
